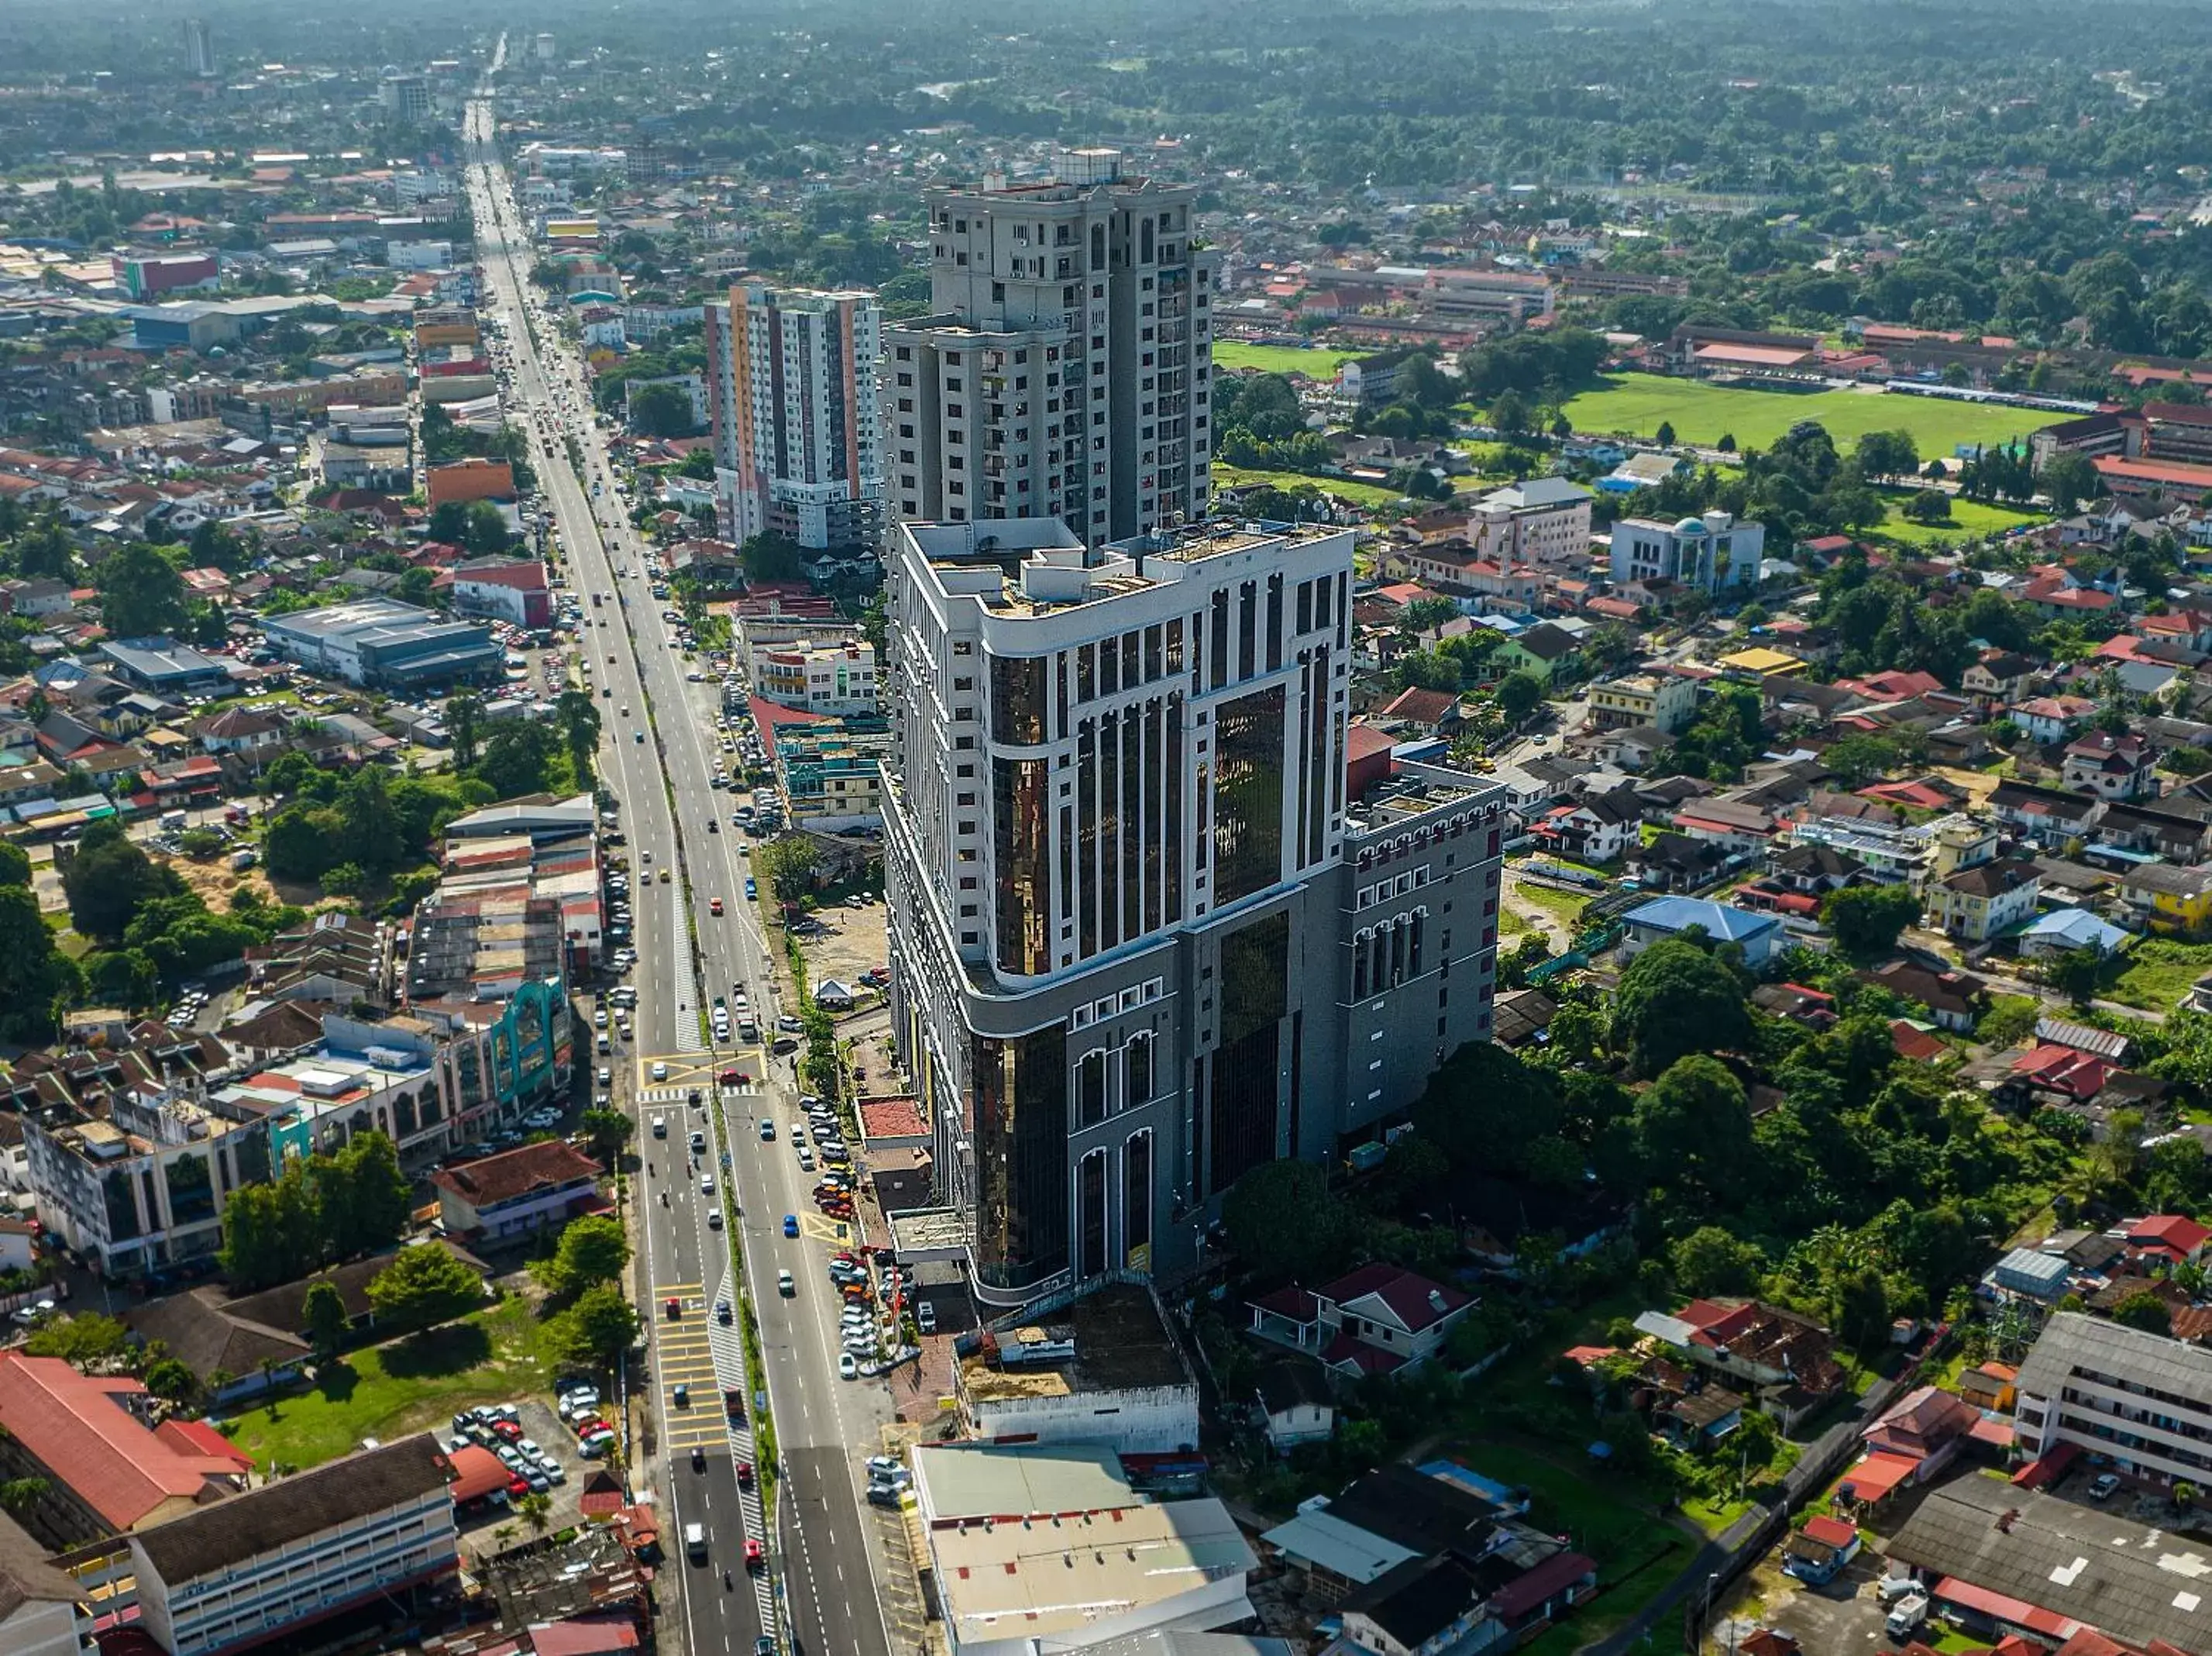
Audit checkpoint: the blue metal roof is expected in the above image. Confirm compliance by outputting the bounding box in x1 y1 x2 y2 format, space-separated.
1622 896 1780 944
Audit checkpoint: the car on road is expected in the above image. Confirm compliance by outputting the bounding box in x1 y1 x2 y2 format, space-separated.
744 876 757 900
759 1119 776 1141
737 1459 755 1487
783 1214 799 1236
673 1382 690 1408
717 1299 733 1323
745 1537 765 1570
700 1175 715 1195
707 1208 723 1228
710 897 724 915
652 1062 669 1081
838 1353 858 1380
778 1269 794 1294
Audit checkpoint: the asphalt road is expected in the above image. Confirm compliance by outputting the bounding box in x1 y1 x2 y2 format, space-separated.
464 98 899 1656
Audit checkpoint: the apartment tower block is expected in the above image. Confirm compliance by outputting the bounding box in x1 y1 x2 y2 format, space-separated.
886 148 1216 546
705 283 886 552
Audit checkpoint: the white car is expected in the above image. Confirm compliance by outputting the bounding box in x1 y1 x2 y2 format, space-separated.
652 1062 669 1082
839 1354 858 1380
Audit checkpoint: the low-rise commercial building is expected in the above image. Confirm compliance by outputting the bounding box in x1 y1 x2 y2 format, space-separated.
1588 670 1696 735
260 598 501 690
908 1441 1257 1656
24 1085 277 1283
129 1434 458 1656
955 1282 1199 1453
429 1138 602 1242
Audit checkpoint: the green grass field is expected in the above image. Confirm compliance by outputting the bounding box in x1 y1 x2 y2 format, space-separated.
1878 494 2045 544
1213 463 1409 508
218 1297 553 1472
1213 341 1357 379
1561 372 2070 457
2107 938 2212 1012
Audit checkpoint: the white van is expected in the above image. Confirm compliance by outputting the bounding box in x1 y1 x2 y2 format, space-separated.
684 1522 707 1561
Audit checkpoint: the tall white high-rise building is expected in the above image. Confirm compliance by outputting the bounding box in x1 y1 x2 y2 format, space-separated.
184 18 215 77
704 284 885 552
886 148 1216 546
882 517 1508 1305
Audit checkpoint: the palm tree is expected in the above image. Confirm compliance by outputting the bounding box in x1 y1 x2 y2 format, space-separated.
519 1491 552 1534
491 1523 516 1553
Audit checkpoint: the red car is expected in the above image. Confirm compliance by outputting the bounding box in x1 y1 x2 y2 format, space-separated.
719 1068 745 1086
745 1538 765 1570
736 1459 755 1488
710 897 724 915
506 1475 531 1499
493 1420 524 1443
666 1296 682 1319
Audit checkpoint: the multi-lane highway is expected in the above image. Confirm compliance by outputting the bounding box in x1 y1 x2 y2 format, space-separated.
463 97 901 1656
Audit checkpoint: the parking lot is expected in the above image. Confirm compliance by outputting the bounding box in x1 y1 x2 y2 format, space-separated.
446 1389 607 1541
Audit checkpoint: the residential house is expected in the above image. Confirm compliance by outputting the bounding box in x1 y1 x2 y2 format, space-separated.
1376 687 1464 736
1529 790 1642 865
1990 779 2102 850
1254 1362 1337 1455
2010 695 2097 744
1925 862 2043 943
1669 797 1778 855
1248 1265 1477 1377
2118 861 2212 933
2062 731 2159 800
1618 896 1784 968
1861 1384 1982 1481
1631 1298 1847 1430
1495 621 1580 685
1960 651 2038 708
2126 1214 2210 1269
1625 831 1729 893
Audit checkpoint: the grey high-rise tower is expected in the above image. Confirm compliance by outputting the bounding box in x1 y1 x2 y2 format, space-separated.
885 148 1217 546
184 18 215 77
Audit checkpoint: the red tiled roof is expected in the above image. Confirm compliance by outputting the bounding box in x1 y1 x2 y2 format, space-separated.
1318 1262 1471 1332
429 1139 601 1209
0 1352 249 1530
1803 1515 1859 1549
1488 1549 1597 1618
445 1443 509 1503
530 1615 642 1656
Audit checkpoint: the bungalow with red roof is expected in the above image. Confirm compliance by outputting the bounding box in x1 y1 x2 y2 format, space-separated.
2126 1214 2210 1269
1863 1385 1982 1481
1376 685 1464 735
1782 1515 1862 1585
1839 669 1944 701
1248 1264 1476 1376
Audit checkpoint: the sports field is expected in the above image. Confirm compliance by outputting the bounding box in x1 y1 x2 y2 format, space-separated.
1213 463 1408 508
1560 372 2069 456
1213 341 1357 378
1877 494 2044 544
